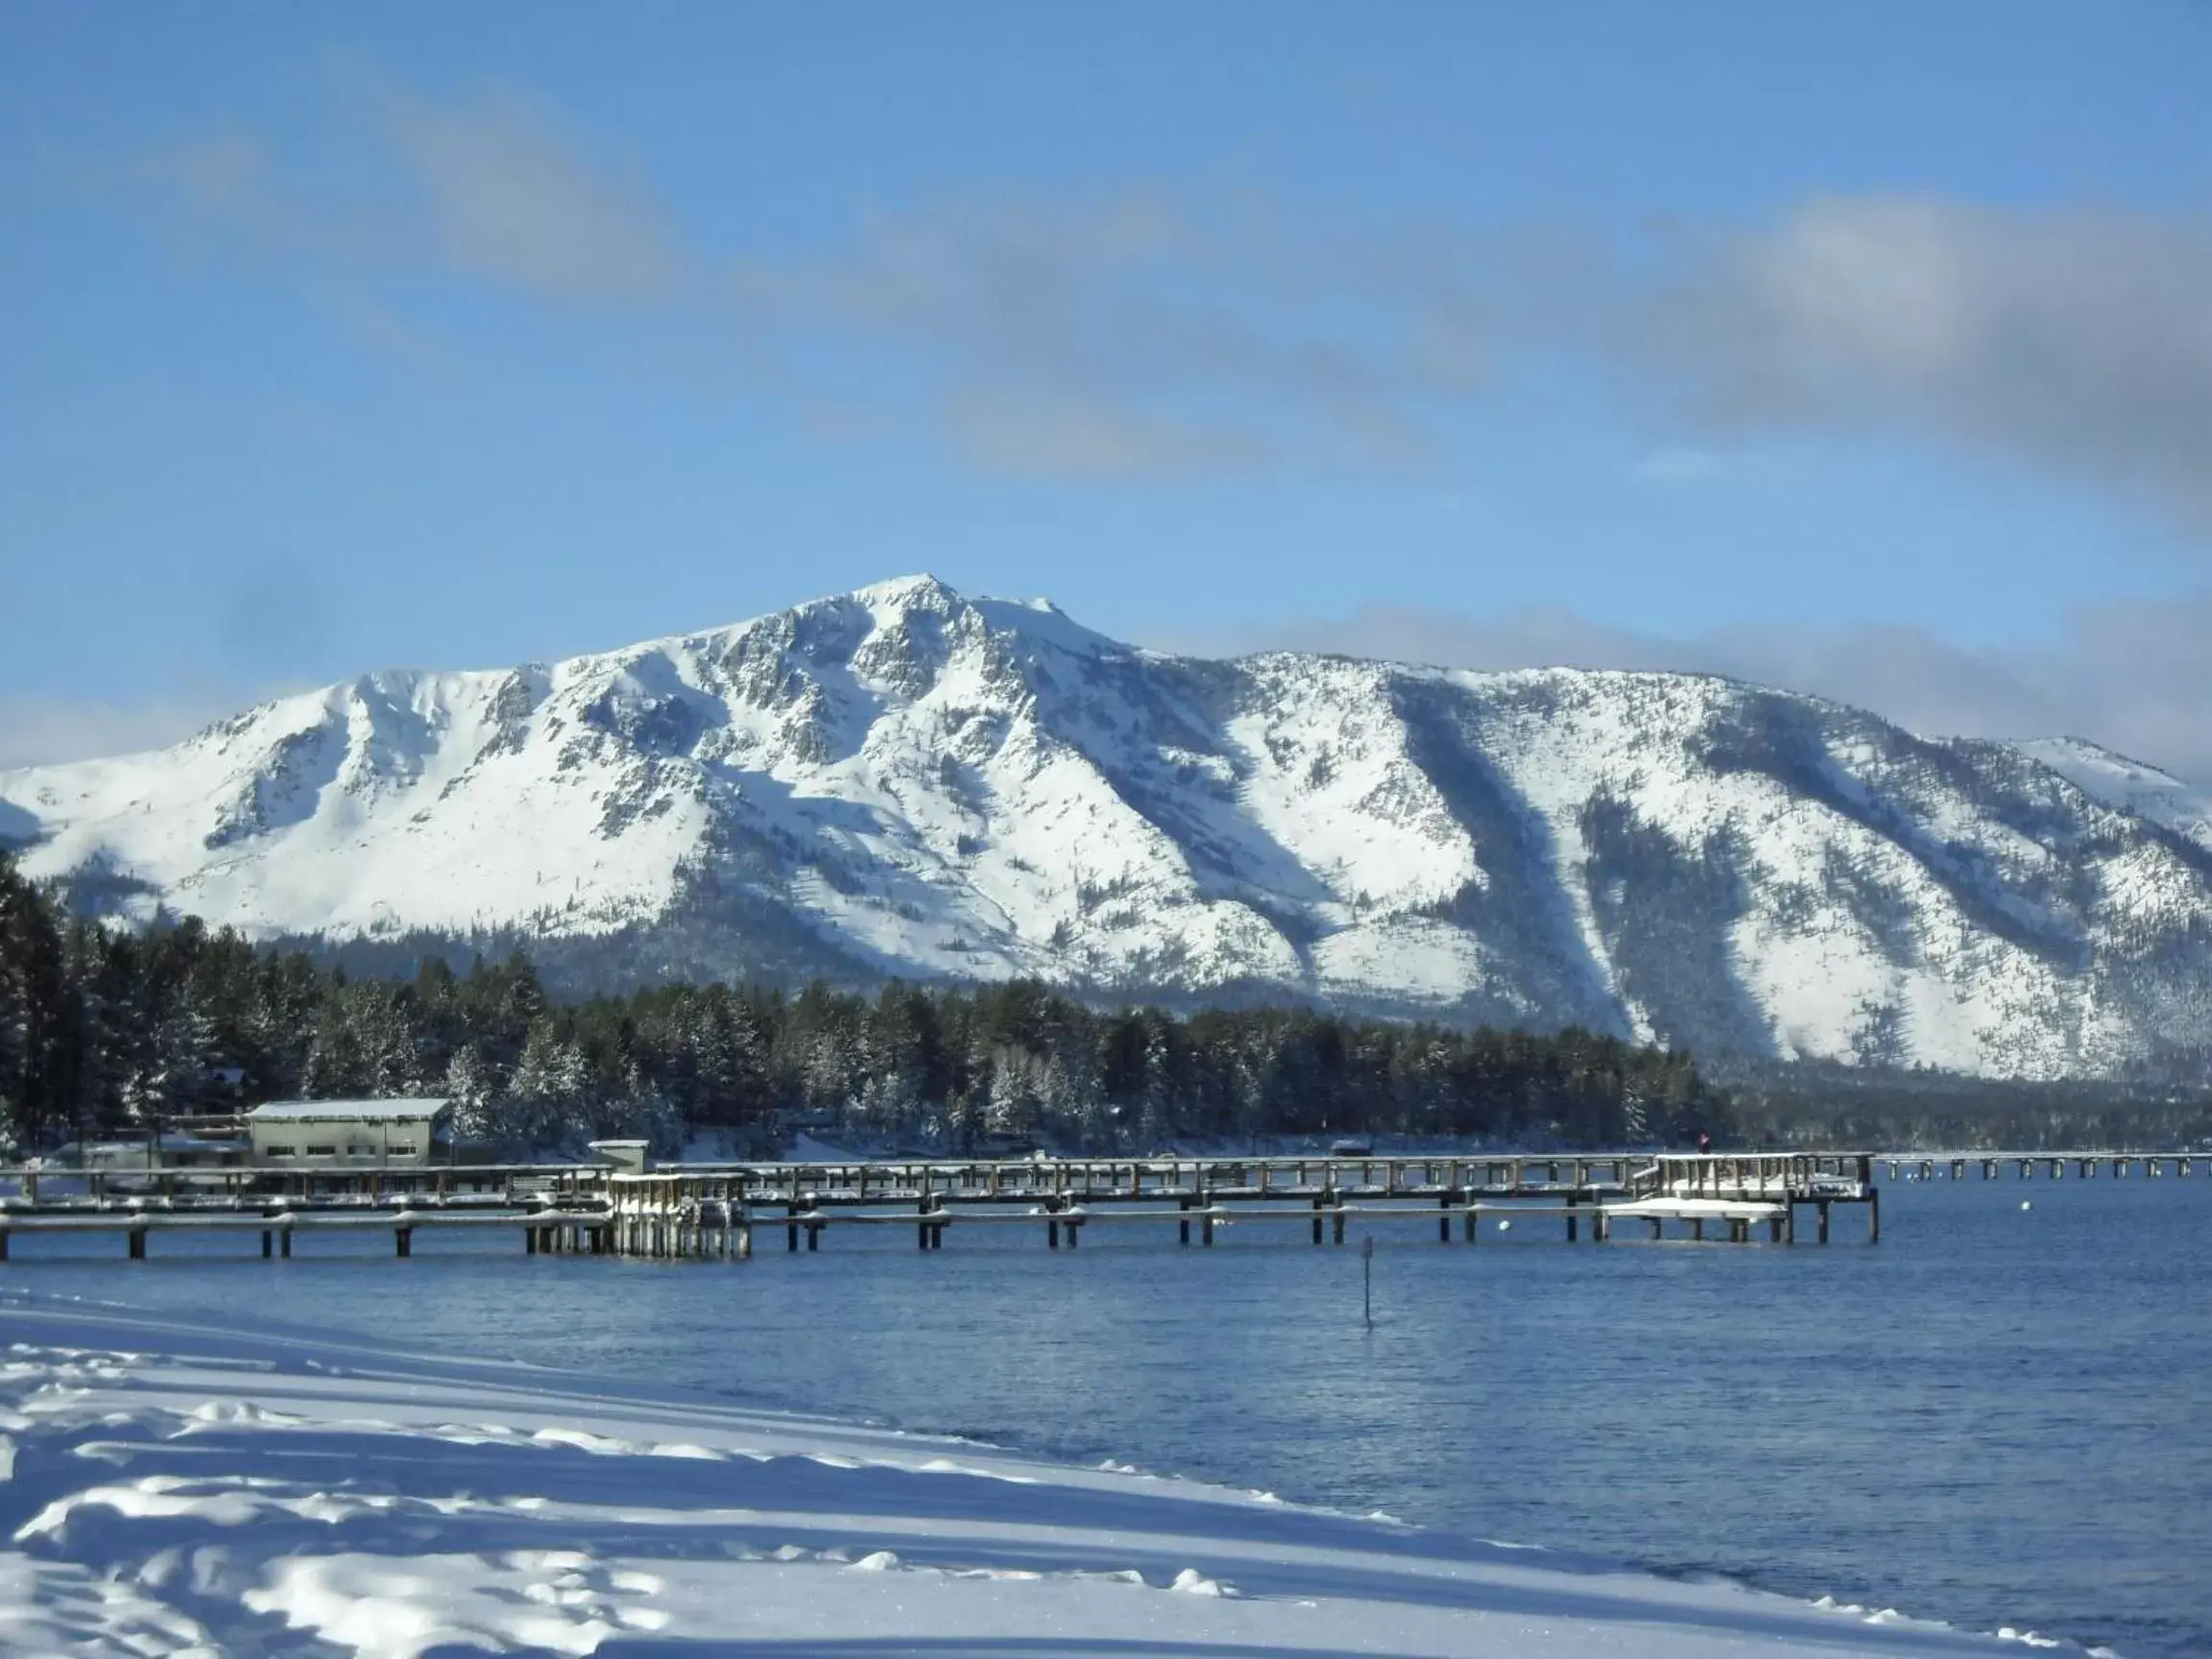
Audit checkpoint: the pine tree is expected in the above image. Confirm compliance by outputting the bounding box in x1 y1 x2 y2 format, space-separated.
983 1044 1043 1142
601 1059 683 1156
503 1021 593 1154
301 994 368 1100
352 982 428 1097
444 1044 499 1142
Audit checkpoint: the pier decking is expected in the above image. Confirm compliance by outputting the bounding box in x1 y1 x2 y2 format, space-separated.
0 1152 1889 1260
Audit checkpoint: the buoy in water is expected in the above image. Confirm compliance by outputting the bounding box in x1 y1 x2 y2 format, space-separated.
1497 1218 1512 1232
2021 1200 2032 1212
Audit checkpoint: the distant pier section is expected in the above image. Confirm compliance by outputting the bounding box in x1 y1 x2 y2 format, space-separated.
1882 1152 2202 1181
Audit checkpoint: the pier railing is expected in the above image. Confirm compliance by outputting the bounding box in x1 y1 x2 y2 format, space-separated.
0 1149 1880 1210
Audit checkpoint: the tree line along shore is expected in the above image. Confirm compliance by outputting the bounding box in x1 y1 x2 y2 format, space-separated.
4 854 2203 1157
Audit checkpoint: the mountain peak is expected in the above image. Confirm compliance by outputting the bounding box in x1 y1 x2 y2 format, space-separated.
849 572 964 613
6 581 2211 1081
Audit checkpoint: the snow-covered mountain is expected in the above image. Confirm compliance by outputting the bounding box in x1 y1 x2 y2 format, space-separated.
6 575 2210 1078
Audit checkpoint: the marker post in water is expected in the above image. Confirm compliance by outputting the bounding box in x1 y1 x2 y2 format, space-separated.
1361 1233 1375 1328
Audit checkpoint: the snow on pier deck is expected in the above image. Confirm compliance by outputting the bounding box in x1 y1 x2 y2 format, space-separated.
0 1153 1892 1259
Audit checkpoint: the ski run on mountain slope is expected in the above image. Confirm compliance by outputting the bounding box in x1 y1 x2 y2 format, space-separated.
6 575 2210 1080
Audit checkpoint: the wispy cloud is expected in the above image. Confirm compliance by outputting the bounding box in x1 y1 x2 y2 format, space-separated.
1633 447 1733 483
377 85 690 301
1165 590 2212 787
136 82 690 304
126 81 2212 526
729 188 1492 480
141 129 272 220
940 389 1285 482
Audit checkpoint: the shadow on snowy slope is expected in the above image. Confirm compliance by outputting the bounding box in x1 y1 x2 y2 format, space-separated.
7 1414 2004 1655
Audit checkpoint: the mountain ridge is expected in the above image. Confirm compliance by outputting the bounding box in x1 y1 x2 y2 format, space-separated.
6 574 2210 1080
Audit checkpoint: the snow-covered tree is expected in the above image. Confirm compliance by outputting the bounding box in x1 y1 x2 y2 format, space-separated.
502 1022 593 1154
983 1044 1044 1142
444 1044 499 1143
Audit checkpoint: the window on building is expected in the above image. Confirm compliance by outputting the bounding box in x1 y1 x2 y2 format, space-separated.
304 1143 338 1157
264 1144 295 1158
389 1144 419 1158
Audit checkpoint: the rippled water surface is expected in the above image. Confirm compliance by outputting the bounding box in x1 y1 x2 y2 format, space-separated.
10 1170 2208 1656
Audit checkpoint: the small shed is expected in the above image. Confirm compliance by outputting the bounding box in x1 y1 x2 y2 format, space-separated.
588 1139 651 1174
247 1098 449 1166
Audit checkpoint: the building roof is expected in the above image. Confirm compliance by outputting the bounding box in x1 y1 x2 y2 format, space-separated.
247 1098 449 1124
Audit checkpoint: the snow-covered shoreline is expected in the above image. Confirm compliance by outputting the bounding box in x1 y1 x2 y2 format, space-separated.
0 1293 2079 1656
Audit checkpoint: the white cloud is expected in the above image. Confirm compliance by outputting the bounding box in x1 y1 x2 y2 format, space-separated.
744 189 2212 511
1626 195 2212 535
377 86 689 301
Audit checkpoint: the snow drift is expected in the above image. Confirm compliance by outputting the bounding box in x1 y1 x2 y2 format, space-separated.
0 1294 2071 1656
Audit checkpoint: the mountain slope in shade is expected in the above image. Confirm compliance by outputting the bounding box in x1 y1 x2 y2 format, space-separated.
5 575 2210 1079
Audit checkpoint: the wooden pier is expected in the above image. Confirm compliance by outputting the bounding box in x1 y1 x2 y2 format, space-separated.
0 1152 1888 1261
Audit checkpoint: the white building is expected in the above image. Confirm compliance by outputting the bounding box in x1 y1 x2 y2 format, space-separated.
247 1099 450 1167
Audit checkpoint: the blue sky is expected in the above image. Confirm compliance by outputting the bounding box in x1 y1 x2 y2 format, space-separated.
3 2 2209 776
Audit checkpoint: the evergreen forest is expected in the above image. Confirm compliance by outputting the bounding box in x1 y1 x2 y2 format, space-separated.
8 854 2204 1156
2 854 1722 1157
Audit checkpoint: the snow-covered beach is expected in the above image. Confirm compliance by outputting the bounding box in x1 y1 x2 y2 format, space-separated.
0 1294 2073 1657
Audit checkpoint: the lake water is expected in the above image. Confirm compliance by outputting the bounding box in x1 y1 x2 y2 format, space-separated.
7 1170 2207 1656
